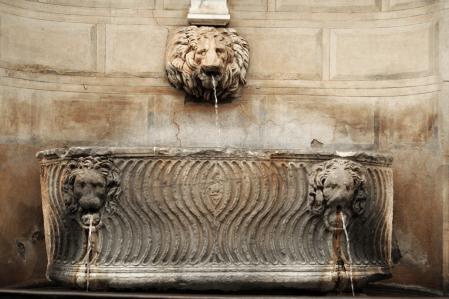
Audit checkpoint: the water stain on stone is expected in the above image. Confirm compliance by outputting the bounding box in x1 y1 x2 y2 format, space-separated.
16 240 26 259
31 231 44 243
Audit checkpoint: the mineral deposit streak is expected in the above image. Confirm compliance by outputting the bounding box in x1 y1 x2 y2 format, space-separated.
85 215 94 292
211 76 221 143
342 214 355 296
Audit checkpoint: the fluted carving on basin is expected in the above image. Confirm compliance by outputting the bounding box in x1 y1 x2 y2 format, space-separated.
38 149 393 290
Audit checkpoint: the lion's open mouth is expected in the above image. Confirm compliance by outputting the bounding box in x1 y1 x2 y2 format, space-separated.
198 73 222 89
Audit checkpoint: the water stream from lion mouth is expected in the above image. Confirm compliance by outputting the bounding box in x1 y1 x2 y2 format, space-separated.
211 76 221 144
85 214 94 291
341 214 355 296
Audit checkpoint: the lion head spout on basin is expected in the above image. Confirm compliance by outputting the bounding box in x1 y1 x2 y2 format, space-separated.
165 26 250 103
62 157 121 229
308 159 368 231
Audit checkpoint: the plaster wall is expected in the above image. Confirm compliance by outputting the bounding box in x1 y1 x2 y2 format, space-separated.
0 0 447 292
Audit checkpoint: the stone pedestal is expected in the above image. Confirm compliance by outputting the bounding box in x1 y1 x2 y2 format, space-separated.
187 0 230 26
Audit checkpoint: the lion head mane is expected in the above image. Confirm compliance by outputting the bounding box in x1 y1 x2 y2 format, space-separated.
166 26 249 103
62 157 121 227
308 159 367 216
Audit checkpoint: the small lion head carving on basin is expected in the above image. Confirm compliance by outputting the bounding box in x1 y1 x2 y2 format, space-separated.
308 159 368 230
166 26 250 103
62 157 121 228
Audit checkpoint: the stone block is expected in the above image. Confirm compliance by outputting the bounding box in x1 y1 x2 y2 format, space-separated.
443 163 449 292
25 0 155 8
276 0 380 12
440 13 449 81
0 144 47 287
0 87 34 143
238 27 323 80
0 15 96 72
388 0 436 10
229 0 267 11
105 25 168 74
441 84 449 156
379 93 436 145
35 93 150 145
163 0 189 10
260 96 375 149
148 95 264 148
164 0 268 12
388 148 442 289
330 23 435 80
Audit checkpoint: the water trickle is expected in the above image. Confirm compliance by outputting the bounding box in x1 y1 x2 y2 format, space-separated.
85 215 94 291
211 76 221 143
341 214 355 297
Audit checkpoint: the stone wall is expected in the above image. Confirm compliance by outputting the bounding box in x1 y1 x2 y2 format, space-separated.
0 0 447 292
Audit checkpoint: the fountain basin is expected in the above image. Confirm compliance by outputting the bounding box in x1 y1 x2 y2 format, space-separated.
36 147 393 291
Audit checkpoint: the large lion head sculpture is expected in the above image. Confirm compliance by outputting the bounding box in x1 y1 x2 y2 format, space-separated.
166 26 250 103
62 157 121 229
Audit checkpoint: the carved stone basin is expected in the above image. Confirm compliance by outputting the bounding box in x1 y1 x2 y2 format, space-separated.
36 147 393 291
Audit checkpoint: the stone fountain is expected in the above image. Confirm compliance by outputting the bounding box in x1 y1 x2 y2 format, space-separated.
37 0 393 293
37 148 393 291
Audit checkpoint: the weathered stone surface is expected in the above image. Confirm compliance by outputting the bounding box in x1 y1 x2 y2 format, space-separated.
276 0 380 12
388 0 436 10
166 26 249 103
330 23 435 80
386 148 443 289
37 147 393 291
0 144 47 286
239 27 322 80
105 25 168 75
0 15 96 72
260 96 376 148
378 94 436 145
35 94 150 145
148 95 264 148
163 0 190 10
0 89 34 143
23 0 156 9
229 0 267 11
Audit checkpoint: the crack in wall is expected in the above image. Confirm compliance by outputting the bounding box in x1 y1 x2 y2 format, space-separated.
172 108 182 147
